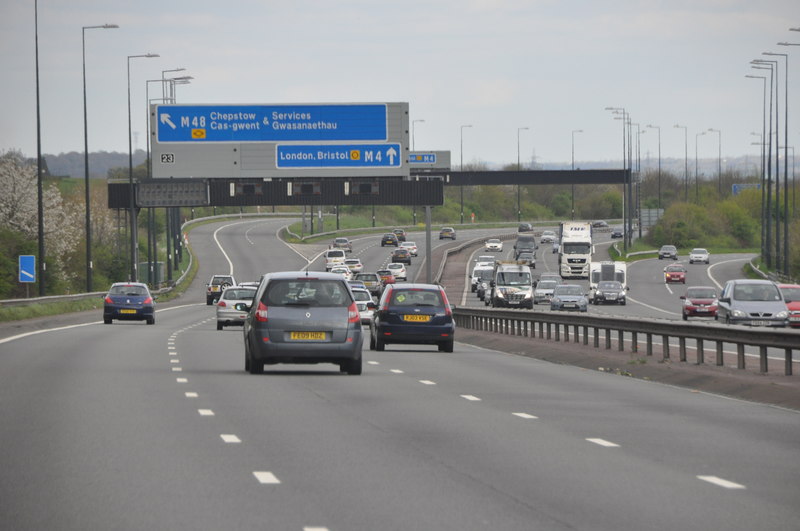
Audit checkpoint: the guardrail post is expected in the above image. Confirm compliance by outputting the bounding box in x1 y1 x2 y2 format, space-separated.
737 344 745 369
618 330 624 351
646 334 653 356
679 337 687 362
697 338 704 365
631 332 638 353
583 325 589 346
786 349 793 376
605 329 611 350
716 342 724 366
539 321 544 338
759 346 768 374
510 318 516 336
575 325 580 344
662 335 670 360
555 323 561 342
593 327 599 348
546 323 552 340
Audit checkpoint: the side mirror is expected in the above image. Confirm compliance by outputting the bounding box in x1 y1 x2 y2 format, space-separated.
626 286 630 291
490 281 496 287
719 297 730 304
234 302 251 311
367 302 377 309
679 295 686 300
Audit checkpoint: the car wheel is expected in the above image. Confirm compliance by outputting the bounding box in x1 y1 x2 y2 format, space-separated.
343 358 362 375
725 315 731 325
147 317 155 325
217 322 223 331
206 297 213 305
439 339 454 353
369 332 376 350
682 312 688 321
248 355 264 374
376 339 385 351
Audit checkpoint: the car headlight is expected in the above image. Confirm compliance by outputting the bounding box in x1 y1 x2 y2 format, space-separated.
731 309 747 318
776 311 789 319
496 290 506 299
480 282 488 289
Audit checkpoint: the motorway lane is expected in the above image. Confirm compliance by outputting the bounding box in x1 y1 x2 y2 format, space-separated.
2 221 799 530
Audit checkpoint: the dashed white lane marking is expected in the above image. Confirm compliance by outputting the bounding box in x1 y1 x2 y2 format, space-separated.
586 438 620 448
221 434 241 444
171 367 183 372
176 378 188 383
185 392 198 398
168 346 176 350
390 369 404 374
253 471 281 484
419 380 436 385
697 476 746 489
461 395 481 401
304 528 330 531
512 412 538 419
169 351 177 356
170 359 179 364
198 409 215 416
367 361 380 365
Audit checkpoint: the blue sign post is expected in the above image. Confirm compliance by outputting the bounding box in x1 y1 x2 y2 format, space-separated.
19 255 35 283
156 104 388 143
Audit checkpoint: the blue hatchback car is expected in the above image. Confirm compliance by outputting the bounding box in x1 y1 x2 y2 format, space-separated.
103 282 156 325
370 283 455 352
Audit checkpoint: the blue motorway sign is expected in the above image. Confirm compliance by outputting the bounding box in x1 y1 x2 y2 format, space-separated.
409 153 437 164
19 255 35 283
156 104 388 143
276 144 402 168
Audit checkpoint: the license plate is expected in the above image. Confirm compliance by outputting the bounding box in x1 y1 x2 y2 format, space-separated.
697 308 709 312
564 304 577 308
290 331 326 340
750 320 767 327
120 309 137 314
403 314 431 322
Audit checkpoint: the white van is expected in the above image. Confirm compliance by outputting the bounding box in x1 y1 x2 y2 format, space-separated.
324 249 346 271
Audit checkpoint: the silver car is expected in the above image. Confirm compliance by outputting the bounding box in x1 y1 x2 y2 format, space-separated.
550 284 589 312
216 286 257 330
688 248 710 264
718 279 788 327
351 287 376 324
533 280 559 304
242 272 364 374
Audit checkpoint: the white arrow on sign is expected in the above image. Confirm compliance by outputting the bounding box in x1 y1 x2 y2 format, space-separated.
386 146 397 165
21 270 34 279
160 113 177 130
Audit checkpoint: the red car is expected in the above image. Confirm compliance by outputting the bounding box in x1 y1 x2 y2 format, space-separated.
778 284 800 328
680 286 718 320
376 269 396 287
664 263 687 284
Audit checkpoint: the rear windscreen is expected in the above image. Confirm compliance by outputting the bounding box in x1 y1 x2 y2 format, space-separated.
263 279 352 307
390 290 443 307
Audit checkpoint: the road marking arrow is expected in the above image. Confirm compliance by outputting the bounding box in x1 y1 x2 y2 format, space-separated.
160 113 177 130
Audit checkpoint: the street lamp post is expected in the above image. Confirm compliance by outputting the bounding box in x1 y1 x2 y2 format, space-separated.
605 107 630 252
571 129 583 220
674 124 688 202
764 51 790 275
82 23 118 293
694 131 705 202
128 53 159 282
646 124 662 209
751 62 776 269
517 126 529 222
460 124 472 225
707 128 722 196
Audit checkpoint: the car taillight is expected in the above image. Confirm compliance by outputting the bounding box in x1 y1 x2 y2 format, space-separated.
441 290 452 316
379 287 392 311
348 302 360 323
143 296 153 304
104 296 113 304
217 301 227 307
255 301 268 322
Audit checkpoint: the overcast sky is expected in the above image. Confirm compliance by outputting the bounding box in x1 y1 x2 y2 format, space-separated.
1 0 798 169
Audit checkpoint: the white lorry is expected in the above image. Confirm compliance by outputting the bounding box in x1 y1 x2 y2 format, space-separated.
558 221 593 278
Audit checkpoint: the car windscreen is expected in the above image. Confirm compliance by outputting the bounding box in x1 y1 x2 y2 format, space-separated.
390 289 443 307
598 282 621 290
263 279 352 307
556 286 584 296
687 288 716 299
733 284 782 302
211 277 233 286
326 250 345 258
476 269 493 280
497 272 531 286
351 290 372 302
779 287 800 301
109 285 148 296
536 281 558 290
561 242 591 254
355 274 379 282
222 289 256 300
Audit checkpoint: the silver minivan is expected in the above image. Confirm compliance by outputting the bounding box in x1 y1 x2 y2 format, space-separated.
717 279 788 327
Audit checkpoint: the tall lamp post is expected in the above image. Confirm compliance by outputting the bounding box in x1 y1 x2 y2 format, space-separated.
605 107 630 252
412 119 425 150
707 128 722 196
571 129 583 220
765 50 790 275
82 24 118 293
128 53 159 282
517 126 529 221
646 124 662 209
674 124 688 201
460 124 472 225
34 0 45 296
694 131 705 202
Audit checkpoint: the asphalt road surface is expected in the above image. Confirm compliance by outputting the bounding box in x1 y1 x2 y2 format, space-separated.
1 219 798 531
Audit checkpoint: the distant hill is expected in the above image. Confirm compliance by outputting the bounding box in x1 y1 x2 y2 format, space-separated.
43 150 148 179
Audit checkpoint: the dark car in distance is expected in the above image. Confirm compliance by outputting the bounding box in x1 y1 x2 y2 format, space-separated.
390 247 412 265
370 283 455 352
241 271 363 375
103 282 156 325
381 233 399 247
658 245 678 260
392 229 407 242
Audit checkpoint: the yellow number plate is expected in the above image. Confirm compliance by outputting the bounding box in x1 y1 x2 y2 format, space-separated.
403 314 431 322
120 309 137 314
290 331 326 340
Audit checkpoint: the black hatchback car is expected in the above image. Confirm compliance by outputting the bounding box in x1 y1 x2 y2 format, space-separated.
370 283 455 352
390 247 412 264
381 233 399 246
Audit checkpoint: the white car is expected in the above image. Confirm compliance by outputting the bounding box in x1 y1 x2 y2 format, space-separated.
475 255 497 267
329 266 352 281
351 287 376 324
540 230 556 243
324 248 347 271
344 258 363 273
400 241 418 256
485 238 503 252
688 248 710 264
386 262 407 281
